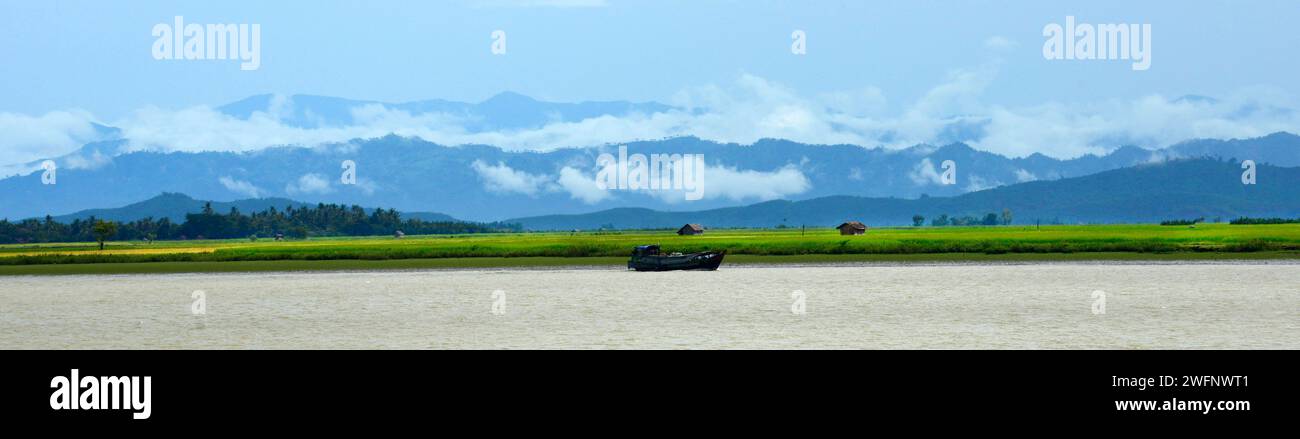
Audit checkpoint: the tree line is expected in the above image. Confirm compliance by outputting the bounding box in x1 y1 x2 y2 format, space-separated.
0 202 521 244
1230 217 1300 225
911 209 1014 227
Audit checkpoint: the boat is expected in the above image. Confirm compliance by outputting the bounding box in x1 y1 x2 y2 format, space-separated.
627 245 725 271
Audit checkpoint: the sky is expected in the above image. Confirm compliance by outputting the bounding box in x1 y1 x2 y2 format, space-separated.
1 0 1299 165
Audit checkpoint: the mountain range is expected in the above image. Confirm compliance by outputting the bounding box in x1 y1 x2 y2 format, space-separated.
4 131 1299 222
29 158 1300 231
46 192 456 224
2 93 1299 223
507 158 1300 229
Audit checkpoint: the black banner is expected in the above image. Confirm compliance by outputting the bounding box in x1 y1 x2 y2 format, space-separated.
0 350 1290 430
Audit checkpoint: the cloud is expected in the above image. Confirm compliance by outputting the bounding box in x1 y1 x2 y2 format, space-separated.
556 166 612 204
639 161 812 203
4 72 1300 167
115 105 382 154
0 110 101 174
973 88 1300 158
285 173 334 195
964 174 998 192
219 176 264 198
470 160 552 196
909 158 945 185
701 163 811 202
63 148 113 170
1014 168 1037 182
466 157 811 204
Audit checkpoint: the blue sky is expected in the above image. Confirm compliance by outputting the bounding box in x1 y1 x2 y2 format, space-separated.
2 0 1295 115
1 0 1298 164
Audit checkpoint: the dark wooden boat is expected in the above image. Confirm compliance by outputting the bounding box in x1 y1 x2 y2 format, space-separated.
627 245 725 271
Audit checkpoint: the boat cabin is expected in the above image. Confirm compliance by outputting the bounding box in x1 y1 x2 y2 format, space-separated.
632 245 661 256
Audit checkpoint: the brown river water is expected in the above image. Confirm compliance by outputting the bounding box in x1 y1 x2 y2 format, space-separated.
1 262 1296 349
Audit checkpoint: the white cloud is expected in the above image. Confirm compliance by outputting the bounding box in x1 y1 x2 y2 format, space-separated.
285 173 334 195
647 162 812 203
470 160 551 196
1014 168 1037 182
556 166 612 204
909 158 944 186
0 110 101 175
702 163 811 202
116 106 378 154
63 148 113 170
265 93 295 121
219 176 264 198
964 174 998 192
3 74 1299 167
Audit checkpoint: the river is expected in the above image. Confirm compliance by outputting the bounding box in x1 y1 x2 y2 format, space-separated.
1 262 1296 349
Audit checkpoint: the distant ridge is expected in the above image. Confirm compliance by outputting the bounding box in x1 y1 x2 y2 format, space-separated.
507 158 1300 229
48 193 457 223
8 132 1299 222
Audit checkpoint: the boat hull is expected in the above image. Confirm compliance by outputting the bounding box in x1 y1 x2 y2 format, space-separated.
628 250 725 271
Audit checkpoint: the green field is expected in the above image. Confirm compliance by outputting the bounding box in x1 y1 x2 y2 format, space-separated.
3 223 1300 275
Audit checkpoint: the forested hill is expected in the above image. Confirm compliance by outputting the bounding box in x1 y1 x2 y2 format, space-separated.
508 158 1300 230
1 202 518 244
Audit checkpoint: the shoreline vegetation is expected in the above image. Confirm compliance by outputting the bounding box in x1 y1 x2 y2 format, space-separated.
2 223 1300 275
3 252 1300 276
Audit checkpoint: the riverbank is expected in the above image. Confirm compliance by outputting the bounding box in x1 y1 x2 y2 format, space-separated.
3 251 1299 276
4 224 1300 275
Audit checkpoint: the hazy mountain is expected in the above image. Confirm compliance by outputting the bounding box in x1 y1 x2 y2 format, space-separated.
52 193 312 223
49 192 457 223
1163 132 1300 167
508 159 1300 230
4 133 1299 221
0 123 124 178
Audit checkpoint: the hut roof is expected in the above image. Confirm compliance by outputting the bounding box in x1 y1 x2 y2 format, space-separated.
837 221 867 230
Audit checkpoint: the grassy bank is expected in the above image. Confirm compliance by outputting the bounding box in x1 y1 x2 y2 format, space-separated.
2 251 1299 276
2 223 1300 275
